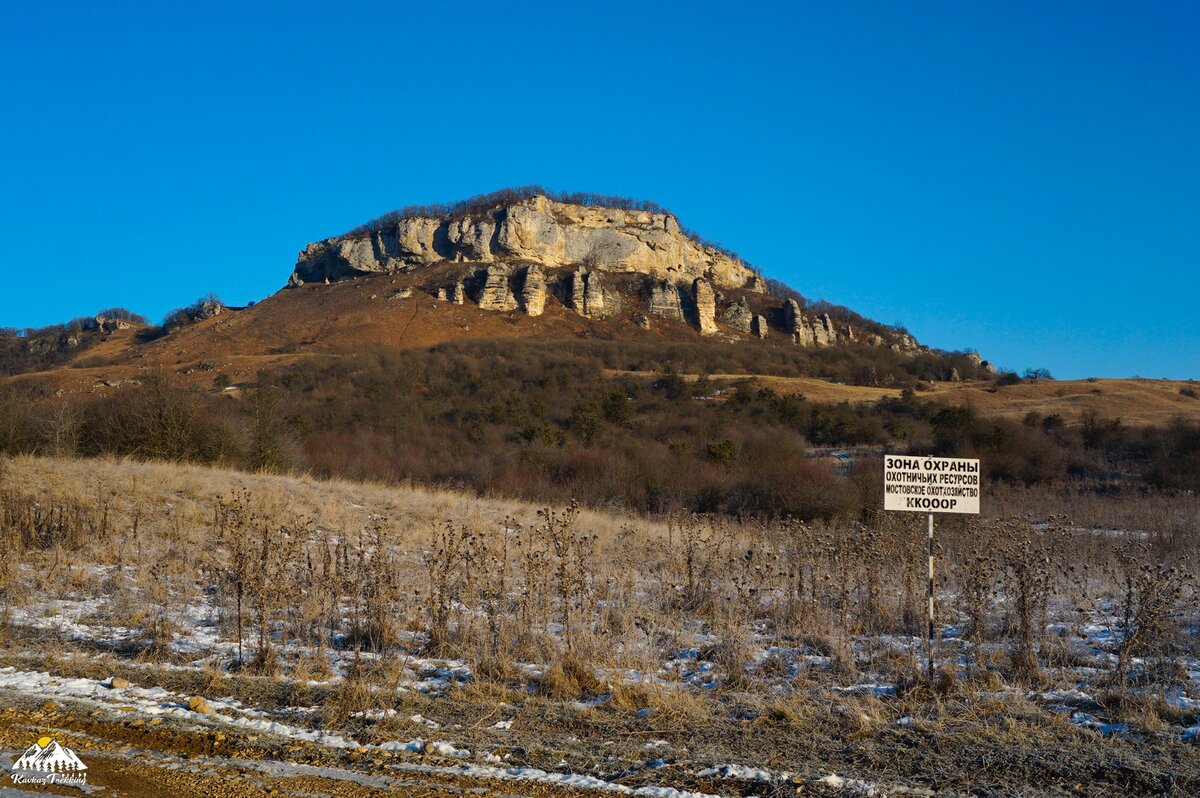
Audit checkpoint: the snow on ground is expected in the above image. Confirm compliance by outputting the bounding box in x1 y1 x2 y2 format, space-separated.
0 666 728 798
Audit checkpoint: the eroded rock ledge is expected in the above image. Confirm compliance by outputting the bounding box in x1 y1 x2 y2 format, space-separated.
291 195 762 291
289 194 946 356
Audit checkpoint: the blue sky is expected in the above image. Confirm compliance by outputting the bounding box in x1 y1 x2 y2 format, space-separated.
2 1 1197 378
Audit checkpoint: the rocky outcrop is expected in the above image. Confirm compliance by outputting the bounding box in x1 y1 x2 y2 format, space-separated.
521 265 547 316
477 265 517 311
292 194 765 290
782 301 843 347
752 315 768 339
93 315 138 333
722 299 754 334
393 218 444 263
693 279 718 335
568 268 605 317
584 270 605 318
649 281 684 320
281 194 956 362
782 299 803 335
570 269 587 312
813 313 837 347
965 352 997 374
448 217 495 262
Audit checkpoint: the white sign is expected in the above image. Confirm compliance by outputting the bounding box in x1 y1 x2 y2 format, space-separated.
883 455 980 514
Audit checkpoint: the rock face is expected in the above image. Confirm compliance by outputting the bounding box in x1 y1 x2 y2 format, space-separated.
284 192 949 361
448 217 495 262
752 315 768 339
723 299 754 333
583 271 605 318
292 195 764 290
568 268 605 317
781 301 853 348
693 279 718 335
92 315 137 333
477 265 517 311
782 299 803 334
521 265 547 316
813 313 837 347
570 269 587 312
649 281 684 320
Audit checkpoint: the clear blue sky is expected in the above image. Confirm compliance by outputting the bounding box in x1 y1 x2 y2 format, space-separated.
2 1 1197 379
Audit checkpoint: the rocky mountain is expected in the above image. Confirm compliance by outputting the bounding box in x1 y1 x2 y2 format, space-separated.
291 194 763 290
287 193 938 358
1 190 1007 400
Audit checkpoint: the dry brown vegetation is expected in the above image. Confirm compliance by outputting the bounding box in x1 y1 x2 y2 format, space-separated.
7 337 1198 522
0 454 1196 795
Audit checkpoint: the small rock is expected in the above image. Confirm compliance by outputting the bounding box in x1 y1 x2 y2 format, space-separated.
109 677 131 689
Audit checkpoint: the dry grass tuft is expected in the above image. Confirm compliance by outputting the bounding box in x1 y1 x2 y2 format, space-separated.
537 654 608 700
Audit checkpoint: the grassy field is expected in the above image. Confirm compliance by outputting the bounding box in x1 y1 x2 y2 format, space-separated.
0 455 1196 796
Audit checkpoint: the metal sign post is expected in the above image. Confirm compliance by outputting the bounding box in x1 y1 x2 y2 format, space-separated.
883 455 981 678
927 511 934 676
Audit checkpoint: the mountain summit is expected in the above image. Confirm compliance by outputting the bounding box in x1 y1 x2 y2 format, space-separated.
290 192 764 291
286 189 930 355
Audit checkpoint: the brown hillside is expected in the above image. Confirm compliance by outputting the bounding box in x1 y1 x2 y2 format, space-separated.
601 371 1200 427
8 272 1195 428
9 271 782 397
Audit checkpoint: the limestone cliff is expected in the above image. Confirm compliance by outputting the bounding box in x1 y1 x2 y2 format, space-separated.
290 195 763 291
286 191 948 359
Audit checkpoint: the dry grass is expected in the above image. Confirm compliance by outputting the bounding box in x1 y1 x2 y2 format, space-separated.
0 453 1196 794
602 370 1200 426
